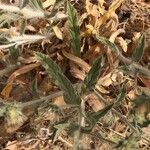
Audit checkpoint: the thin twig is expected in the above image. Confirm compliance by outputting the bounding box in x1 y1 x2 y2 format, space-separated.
58 136 73 148
80 98 86 127
90 132 117 145
109 128 126 138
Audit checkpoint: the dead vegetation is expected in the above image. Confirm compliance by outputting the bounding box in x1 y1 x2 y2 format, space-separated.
0 0 150 149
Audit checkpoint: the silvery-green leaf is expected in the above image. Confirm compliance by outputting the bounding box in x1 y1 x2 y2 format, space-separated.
46 0 62 18
0 37 9 44
115 85 126 106
67 1 81 57
132 34 145 62
31 79 39 98
53 123 69 143
19 18 26 35
56 72 81 105
29 0 43 10
96 36 119 53
35 52 81 105
19 0 29 9
0 13 19 27
116 134 139 149
92 103 114 123
34 52 61 81
132 93 150 126
9 46 20 62
84 57 102 89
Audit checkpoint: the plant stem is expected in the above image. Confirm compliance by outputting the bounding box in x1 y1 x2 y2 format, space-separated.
93 87 140 135
19 91 63 108
95 35 150 77
90 132 117 145
0 63 21 78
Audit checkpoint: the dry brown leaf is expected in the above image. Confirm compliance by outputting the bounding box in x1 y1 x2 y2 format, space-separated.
99 14 118 36
79 13 88 26
142 125 150 139
43 0 55 8
86 93 105 112
1 63 40 98
139 77 150 89
98 70 124 87
53 25 63 40
98 72 113 87
5 141 23 150
0 50 4 59
1 80 14 99
53 95 66 107
63 51 110 94
83 43 104 65
109 29 125 43
62 51 90 72
26 25 36 32
5 114 27 134
116 37 128 52
97 0 124 28
18 56 37 64
86 0 98 16
127 90 136 100
104 29 125 67
85 0 100 27
98 0 105 8
69 62 85 80
24 140 40 150
39 76 53 95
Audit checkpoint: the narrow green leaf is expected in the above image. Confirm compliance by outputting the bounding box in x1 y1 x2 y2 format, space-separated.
53 123 69 143
67 123 79 135
119 65 136 76
115 85 126 106
68 121 93 134
134 93 150 106
9 46 20 62
67 1 81 57
19 18 26 35
0 12 7 27
55 0 62 5
19 0 29 9
0 103 7 117
84 57 102 89
0 37 9 44
29 0 43 10
92 103 114 123
132 34 145 62
116 134 139 149
34 52 61 81
56 72 81 105
31 78 39 98
132 93 150 126
0 13 18 27
35 52 81 105
96 35 119 54
0 20 7 28
48 0 62 17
